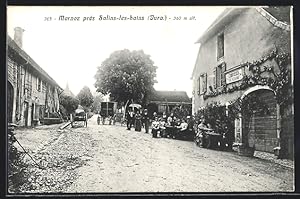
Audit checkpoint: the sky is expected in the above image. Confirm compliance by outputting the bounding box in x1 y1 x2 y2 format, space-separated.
7 6 226 97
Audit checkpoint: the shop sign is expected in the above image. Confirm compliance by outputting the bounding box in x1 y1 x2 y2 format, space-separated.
226 68 243 84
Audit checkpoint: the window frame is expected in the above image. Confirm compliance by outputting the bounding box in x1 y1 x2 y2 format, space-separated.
36 77 42 92
200 73 207 95
215 62 226 89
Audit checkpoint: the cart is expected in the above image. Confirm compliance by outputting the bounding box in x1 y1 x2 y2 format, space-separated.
70 109 88 128
100 102 117 125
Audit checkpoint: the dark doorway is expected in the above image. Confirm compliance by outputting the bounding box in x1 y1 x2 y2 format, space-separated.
7 82 14 123
24 102 29 127
31 103 34 126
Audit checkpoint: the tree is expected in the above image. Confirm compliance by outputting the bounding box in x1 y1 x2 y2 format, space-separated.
94 49 157 105
59 93 79 115
91 93 104 113
77 86 94 108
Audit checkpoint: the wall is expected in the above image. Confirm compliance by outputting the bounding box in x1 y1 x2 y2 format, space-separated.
281 103 294 159
7 58 17 123
192 8 291 113
31 74 46 106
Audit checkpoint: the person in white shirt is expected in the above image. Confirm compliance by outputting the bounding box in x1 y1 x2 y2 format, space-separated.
151 117 160 138
174 118 188 138
178 119 188 132
167 113 174 126
159 118 166 137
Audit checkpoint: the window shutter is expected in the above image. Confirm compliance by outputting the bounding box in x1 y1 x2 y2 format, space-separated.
197 76 201 95
221 63 226 86
213 68 217 89
203 73 207 93
36 77 39 91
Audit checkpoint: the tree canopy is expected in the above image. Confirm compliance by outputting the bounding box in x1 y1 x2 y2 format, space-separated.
59 93 79 115
91 93 104 113
94 49 157 105
77 86 94 108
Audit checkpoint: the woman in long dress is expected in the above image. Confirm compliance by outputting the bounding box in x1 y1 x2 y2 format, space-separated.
135 111 142 132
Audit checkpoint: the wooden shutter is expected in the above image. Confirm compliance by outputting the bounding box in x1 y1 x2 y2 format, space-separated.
203 73 207 93
198 76 201 95
213 67 217 89
36 77 39 91
221 63 226 86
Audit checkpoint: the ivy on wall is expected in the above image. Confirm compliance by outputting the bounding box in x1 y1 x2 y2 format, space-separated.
203 49 293 108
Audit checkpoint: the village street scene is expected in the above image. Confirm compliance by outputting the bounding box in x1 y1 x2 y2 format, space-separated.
7 6 294 194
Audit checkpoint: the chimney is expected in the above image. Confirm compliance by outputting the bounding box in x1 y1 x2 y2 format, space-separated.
14 27 25 48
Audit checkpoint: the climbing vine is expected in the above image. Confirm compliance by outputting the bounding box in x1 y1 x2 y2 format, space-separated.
203 49 293 108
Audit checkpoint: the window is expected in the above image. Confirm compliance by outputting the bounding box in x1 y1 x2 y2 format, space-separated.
197 76 201 95
158 105 167 113
214 63 226 88
200 73 207 94
37 78 42 92
197 73 207 95
217 33 224 60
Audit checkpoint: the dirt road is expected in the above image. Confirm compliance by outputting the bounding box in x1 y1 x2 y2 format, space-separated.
67 115 294 192
13 115 294 193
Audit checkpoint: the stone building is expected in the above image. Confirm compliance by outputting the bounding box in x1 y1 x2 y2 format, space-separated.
191 7 293 158
7 27 63 126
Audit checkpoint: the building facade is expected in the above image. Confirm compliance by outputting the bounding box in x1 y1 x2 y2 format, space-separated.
7 27 63 127
191 7 293 158
147 90 192 117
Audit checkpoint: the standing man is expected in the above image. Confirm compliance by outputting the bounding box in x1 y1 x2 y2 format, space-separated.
142 109 150 133
126 109 134 130
196 115 212 147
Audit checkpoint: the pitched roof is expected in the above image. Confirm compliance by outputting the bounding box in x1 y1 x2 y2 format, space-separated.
263 6 290 24
192 7 291 78
195 8 245 44
195 7 290 44
7 35 62 90
149 90 191 103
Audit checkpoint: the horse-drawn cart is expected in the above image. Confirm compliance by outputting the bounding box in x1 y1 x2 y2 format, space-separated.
70 109 88 127
99 102 117 125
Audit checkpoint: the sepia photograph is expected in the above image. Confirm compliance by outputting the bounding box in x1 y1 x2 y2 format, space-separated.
6 6 294 194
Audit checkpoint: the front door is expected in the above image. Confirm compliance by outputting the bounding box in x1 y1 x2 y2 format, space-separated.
246 89 277 153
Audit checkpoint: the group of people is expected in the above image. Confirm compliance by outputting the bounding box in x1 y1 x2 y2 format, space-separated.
126 108 150 133
126 109 195 139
